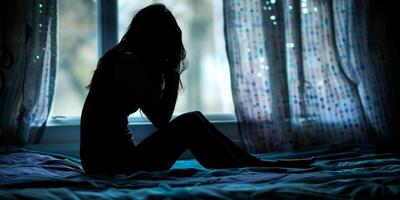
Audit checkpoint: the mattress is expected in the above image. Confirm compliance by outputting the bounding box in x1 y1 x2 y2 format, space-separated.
1 144 399 199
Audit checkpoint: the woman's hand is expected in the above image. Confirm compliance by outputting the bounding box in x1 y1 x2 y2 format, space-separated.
114 52 182 129
116 53 181 129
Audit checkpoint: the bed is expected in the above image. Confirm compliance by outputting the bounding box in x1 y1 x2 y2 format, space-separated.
1 144 399 199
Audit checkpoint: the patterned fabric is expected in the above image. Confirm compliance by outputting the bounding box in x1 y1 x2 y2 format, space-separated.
0 0 57 147
224 0 392 152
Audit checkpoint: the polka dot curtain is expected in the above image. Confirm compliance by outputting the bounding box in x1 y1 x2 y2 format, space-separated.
0 0 57 148
224 0 392 152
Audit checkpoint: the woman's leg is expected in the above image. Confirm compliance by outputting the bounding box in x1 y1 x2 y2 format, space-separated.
185 112 314 168
168 111 248 168
189 111 266 165
133 111 312 170
134 111 261 170
172 111 265 168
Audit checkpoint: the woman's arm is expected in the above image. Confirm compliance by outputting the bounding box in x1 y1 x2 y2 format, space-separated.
139 70 180 130
115 54 180 129
154 71 180 127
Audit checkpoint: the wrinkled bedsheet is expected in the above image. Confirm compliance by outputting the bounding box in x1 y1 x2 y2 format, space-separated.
0 145 399 200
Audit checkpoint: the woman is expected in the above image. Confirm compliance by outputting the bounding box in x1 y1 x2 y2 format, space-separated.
80 4 311 175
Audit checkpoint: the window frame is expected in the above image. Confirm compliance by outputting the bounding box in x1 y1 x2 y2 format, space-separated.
97 0 118 57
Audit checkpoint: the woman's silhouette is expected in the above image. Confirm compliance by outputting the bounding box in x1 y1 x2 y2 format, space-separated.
80 4 311 175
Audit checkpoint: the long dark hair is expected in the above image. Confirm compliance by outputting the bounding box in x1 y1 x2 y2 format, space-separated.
89 3 186 89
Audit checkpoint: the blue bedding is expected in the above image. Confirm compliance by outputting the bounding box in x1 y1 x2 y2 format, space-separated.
1 145 399 199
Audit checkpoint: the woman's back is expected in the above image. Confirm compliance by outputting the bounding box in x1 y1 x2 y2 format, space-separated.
80 51 139 174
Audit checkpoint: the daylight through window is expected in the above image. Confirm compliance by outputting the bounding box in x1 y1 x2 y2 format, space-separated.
51 0 233 117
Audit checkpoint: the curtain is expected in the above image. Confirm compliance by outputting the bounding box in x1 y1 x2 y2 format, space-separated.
0 0 57 148
224 0 393 152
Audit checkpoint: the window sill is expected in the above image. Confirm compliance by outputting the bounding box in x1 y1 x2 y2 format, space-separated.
27 114 240 159
47 114 237 126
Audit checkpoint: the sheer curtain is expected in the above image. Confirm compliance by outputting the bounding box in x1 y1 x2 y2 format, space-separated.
224 0 393 152
0 0 57 148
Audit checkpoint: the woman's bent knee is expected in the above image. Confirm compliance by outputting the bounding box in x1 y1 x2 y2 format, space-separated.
172 111 201 122
169 111 204 132
181 111 202 117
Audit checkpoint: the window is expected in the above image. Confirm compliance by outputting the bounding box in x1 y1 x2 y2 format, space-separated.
51 0 233 118
51 0 97 117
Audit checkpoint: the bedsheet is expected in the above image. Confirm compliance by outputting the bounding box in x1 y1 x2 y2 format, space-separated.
0 145 399 199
